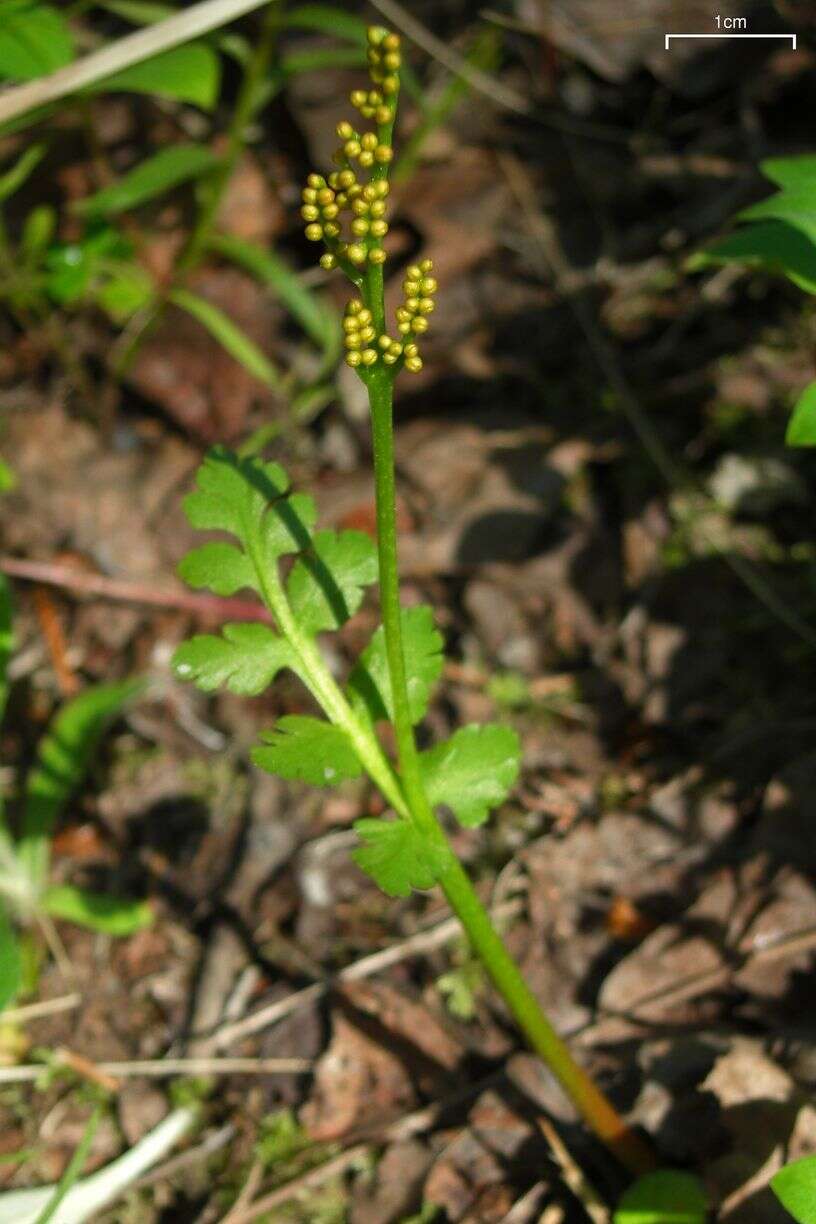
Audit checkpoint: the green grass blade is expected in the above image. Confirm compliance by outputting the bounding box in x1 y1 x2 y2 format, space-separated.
43 885 153 936
33 1106 102 1224
0 902 22 1013
208 232 341 362
75 144 220 218
168 286 281 388
0 142 46 204
0 573 12 727
19 679 143 893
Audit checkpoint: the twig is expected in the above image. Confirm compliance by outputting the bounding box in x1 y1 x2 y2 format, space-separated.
129 1124 235 1194
0 1055 312 1084
217 1158 265 1224
367 0 530 115
537 1117 609 1224
0 993 81 1024
213 1145 369 1224
212 898 522 1050
0 556 272 623
0 0 272 126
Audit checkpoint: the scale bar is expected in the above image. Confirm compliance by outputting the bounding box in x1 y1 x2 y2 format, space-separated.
665 32 797 49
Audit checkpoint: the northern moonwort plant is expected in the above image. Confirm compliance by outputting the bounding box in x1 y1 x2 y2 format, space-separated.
173 26 654 1176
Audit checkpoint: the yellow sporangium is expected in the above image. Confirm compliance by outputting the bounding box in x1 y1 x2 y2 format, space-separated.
300 25 434 381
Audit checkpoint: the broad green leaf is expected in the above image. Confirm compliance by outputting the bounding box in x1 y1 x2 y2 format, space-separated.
178 541 257 596
0 2 73 80
76 145 219 218
43 885 153 936
208 233 341 359
353 818 447 897
740 190 816 243
169 288 280 389
172 624 294 695
252 716 362 785
182 447 316 565
613 1171 707 1224
349 605 444 725
18 679 142 892
761 155 816 191
0 902 21 1012
0 143 46 204
90 43 221 110
419 724 520 827
284 5 368 43
772 1154 816 1223
0 573 12 726
691 220 816 295
786 381 816 447
0 457 14 494
286 530 377 634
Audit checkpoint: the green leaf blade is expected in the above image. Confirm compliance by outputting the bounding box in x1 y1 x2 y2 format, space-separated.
91 42 221 109
349 605 444 726
761 154 816 191
169 288 280 389
75 145 220 218
0 3 73 80
0 902 21 1013
613 1171 707 1224
786 382 816 447
420 724 520 828
252 716 362 786
43 884 153 936
287 529 377 634
772 1154 816 1223
353 818 446 897
19 679 142 892
691 220 816 296
172 624 294 695
178 541 257 596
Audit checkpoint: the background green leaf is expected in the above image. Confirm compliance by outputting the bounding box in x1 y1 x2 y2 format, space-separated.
43 884 153 936
691 220 816 296
0 2 73 80
420 724 520 827
76 145 219 218
0 143 46 204
761 155 816 191
18 679 142 892
613 1171 707 1224
208 233 341 363
168 288 280 389
786 382 816 447
0 458 14 495
89 42 221 109
772 1154 816 1223
0 573 12 727
0 903 22 1012
252 716 362 785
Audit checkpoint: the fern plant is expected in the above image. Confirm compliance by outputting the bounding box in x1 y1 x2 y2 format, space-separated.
172 24 655 1176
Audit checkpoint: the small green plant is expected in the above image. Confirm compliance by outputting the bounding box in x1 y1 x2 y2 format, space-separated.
693 154 816 445
172 24 656 1178
0 574 151 1011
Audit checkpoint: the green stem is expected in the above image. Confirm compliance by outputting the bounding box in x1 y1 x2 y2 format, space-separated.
365 365 655 1178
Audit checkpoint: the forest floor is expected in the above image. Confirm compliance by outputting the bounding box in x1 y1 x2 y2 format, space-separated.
2 4 816 1221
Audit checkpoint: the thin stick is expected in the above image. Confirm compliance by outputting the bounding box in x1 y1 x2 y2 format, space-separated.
0 556 272 623
212 899 522 1050
0 993 81 1024
0 1056 311 1084
0 0 272 127
367 0 530 115
214 1145 369 1224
